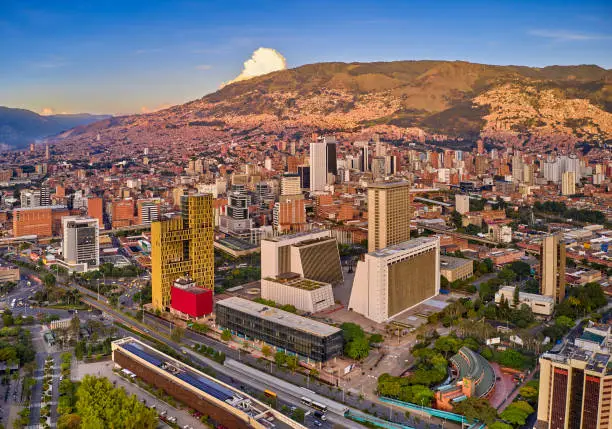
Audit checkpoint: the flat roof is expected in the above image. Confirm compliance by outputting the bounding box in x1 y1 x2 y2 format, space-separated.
264 276 328 291
217 236 258 251
217 296 341 337
498 286 554 303
369 237 438 258
440 255 473 270
368 181 410 189
264 229 328 243
13 205 67 212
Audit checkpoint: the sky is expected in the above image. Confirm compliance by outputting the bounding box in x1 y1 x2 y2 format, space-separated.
1 0 611 115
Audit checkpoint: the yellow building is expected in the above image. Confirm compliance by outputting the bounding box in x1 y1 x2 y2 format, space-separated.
367 181 411 253
440 255 473 282
562 171 576 196
540 234 566 304
152 195 214 310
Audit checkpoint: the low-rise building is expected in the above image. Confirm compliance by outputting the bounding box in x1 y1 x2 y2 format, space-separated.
494 286 554 316
261 273 334 313
215 297 343 362
439 255 473 282
0 265 19 282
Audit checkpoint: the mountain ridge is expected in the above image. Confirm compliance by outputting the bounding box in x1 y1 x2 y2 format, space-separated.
0 106 111 149
50 60 612 155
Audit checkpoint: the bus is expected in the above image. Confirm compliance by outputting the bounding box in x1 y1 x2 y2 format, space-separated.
264 389 277 399
311 401 327 413
300 397 312 407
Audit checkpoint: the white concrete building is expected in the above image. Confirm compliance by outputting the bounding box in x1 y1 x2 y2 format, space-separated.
309 141 328 192
261 274 334 313
61 216 99 272
348 237 440 323
494 286 554 316
261 230 343 286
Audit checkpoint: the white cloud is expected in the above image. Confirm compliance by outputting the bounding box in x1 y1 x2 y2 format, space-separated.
529 29 611 41
223 47 287 87
195 64 213 70
40 107 55 116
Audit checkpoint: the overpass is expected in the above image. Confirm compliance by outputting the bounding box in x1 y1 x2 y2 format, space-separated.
416 222 498 246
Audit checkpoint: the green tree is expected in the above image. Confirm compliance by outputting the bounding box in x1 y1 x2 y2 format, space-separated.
75 375 157 428
345 336 370 360
489 422 513 429
261 345 272 358
453 397 498 425
450 210 463 228
220 329 232 342
291 408 305 423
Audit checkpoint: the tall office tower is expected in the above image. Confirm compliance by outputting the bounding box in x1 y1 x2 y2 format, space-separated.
151 194 214 310
367 181 411 253
537 326 612 429
87 197 104 229
309 139 328 192
540 234 566 303
360 146 370 172
374 134 387 157
280 174 301 196
45 144 50 160
325 136 338 176
523 164 535 185
512 155 523 183
371 156 386 179
137 201 160 225
455 194 470 214
194 158 204 174
562 171 576 195
543 156 561 183
385 155 397 175
349 237 440 323
61 216 99 271
297 166 310 191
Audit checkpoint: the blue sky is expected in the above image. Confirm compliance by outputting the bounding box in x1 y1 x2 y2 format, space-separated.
1 0 610 115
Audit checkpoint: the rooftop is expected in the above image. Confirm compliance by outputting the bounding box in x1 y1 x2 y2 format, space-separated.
542 343 612 375
216 296 341 337
368 181 410 189
498 286 555 303
264 229 328 243
264 275 328 291
440 255 473 270
13 205 67 212
369 236 438 258
450 346 495 398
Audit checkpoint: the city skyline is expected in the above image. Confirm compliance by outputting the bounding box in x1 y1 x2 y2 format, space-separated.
1 0 611 114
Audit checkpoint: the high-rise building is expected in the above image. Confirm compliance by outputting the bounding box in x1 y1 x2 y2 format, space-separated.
562 171 576 195
151 194 214 310
326 137 337 177
137 201 160 225
110 199 134 228
273 198 306 232
20 188 50 208
540 234 566 303
87 197 104 229
455 194 470 214
297 166 310 191
537 324 612 429
367 181 411 253
13 207 53 237
219 185 252 233
61 216 99 271
360 146 370 172
280 174 301 196
309 140 328 192
349 237 440 323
